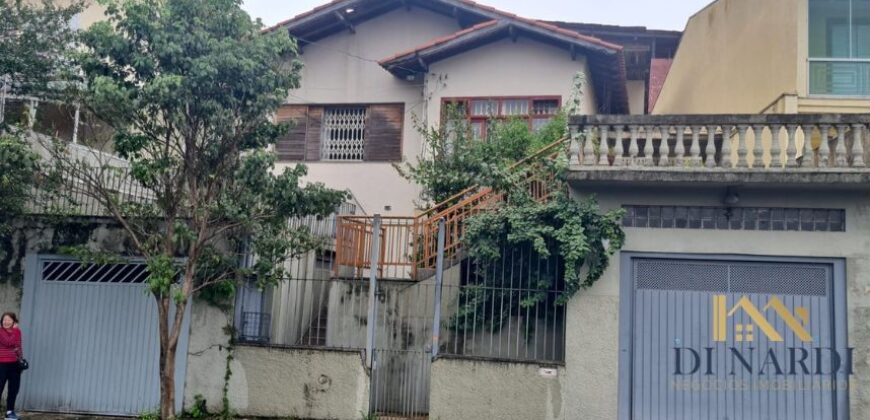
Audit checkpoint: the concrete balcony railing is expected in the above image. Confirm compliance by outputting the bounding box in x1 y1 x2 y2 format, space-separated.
568 114 870 187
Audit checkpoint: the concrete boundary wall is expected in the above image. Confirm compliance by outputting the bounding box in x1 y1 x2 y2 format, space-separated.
429 356 565 420
228 345 370 419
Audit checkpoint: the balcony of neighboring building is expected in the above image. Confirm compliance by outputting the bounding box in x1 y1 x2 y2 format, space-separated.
567 114 870 188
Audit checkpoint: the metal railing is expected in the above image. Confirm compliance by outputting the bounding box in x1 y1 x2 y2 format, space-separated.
569 114 870 170
333 137 569 281
808 58 870 97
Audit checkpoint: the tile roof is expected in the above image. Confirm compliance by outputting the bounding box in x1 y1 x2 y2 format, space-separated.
648 58 673 113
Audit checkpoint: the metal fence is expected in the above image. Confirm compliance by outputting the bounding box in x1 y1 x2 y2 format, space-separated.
234 216 569 416
437 241 567 363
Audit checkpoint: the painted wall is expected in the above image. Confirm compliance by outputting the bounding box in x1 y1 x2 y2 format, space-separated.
425 37 597 129
286 9 601 215
429 357 565 420
564 184 870 418
282 8 462 215
653 0 800 114
227 346 369 419
626 80 647 115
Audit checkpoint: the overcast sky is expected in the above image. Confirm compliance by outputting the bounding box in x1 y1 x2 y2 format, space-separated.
242 0 715 31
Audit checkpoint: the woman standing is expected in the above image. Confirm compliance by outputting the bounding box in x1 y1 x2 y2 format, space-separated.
0 313 22 420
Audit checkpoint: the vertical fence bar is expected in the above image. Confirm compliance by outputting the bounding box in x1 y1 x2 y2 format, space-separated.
431 218 446 360
366 214 382 369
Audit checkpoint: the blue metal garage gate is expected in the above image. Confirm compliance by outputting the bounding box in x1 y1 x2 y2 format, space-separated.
19 255 191 416
619 254 849 420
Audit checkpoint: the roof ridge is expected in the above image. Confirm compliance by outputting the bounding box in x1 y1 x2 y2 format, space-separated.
378 20 502 65
264 0 623 51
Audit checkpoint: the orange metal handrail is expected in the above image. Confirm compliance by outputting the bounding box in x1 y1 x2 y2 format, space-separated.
335 137 570 280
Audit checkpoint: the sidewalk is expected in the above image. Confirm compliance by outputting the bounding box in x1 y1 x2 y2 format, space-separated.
20 413 127 420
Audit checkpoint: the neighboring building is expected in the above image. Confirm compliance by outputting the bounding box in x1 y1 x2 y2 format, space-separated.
654 0 870 114
268 0 678 215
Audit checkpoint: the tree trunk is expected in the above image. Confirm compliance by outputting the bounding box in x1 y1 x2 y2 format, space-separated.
160 346 176 419
157 295 179 419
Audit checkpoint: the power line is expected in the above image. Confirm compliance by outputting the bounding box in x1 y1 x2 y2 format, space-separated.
294 35 423 76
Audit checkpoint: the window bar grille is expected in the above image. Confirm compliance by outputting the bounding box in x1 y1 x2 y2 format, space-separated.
321 107 367 161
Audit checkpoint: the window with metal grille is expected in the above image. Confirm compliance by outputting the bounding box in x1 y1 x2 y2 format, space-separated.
321 107 367 161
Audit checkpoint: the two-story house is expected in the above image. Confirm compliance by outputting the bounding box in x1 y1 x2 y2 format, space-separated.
268 0 679 215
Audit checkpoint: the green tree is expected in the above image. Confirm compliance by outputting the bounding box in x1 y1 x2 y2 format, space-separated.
0 135 38 236
395 106 566 209
0 0 84 96
1 0 82 258
49 1 346 417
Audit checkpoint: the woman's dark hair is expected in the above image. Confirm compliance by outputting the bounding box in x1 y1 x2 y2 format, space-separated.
1 312 18 325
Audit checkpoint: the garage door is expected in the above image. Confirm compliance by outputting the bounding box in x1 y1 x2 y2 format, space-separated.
618 254 849 420
19 255 191 415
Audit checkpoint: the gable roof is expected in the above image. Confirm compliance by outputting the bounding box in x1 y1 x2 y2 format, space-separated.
269 0 630 113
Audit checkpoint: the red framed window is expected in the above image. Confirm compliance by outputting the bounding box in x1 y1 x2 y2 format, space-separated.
441 96 561 139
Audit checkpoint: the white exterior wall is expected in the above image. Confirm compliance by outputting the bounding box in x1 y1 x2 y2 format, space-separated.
424 38 597 128
284 10 601 215
282 9 461 215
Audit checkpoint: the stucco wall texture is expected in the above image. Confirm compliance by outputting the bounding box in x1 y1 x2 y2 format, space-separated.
654 0 800 114
227 346 369 419
568 185 870 419
429 357 565 420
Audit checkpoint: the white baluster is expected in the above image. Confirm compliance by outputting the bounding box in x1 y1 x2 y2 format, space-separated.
674 125 686 166
613 125 625 166
705 125 717 168
802 125 815 168
582 127 595 165
818 125 831 168
569 127 581 166
769 125 782 168
834 125 848 167
751 125 765 168
720 125 733 168
785 124 798 168
598 126 610 166
852 124 866 167
568 127 582 166
690 126 702 165
659 126 671 166
628 125 639 166
644 125 655 166
736 125 749 168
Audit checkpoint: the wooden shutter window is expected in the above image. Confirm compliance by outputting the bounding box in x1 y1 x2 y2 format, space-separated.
365 104 404 162
275 105 309 161
305 106 323 161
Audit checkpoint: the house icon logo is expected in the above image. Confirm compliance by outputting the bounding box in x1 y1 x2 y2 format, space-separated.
712 295 812 343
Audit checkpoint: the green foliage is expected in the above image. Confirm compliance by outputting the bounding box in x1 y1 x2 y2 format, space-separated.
395 106 566 208
139 410 161 420
183 394 209 419
455 192 625 334
0 0 84 97
220 346 235 420
0 135 39 236
40 0 348 416
359 411 379 420
433 72 623 335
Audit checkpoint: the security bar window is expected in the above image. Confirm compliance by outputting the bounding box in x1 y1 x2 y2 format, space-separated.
275 103 403 162
321 106 367 161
